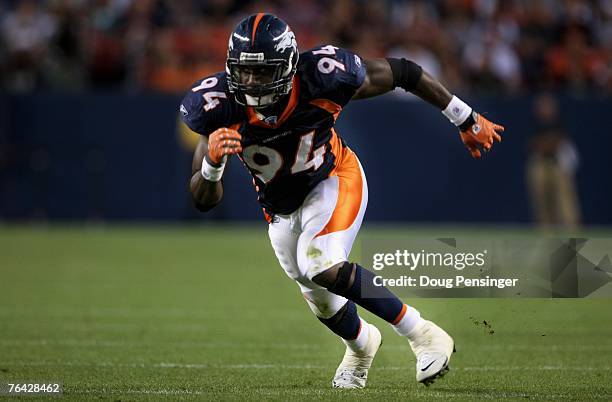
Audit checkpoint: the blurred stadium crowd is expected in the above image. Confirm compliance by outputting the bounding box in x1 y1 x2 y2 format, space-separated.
1 0 611 94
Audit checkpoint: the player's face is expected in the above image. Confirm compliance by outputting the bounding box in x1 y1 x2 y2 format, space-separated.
234 65 277 89
228 61 289 107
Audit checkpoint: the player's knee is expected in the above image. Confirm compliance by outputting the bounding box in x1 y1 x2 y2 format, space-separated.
302 288 345 318
317 301 351 326
312 261 355 294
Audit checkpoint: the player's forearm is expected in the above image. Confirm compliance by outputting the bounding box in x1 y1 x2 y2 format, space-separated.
359 57 504 158
411 71 453 110
378 58 476 130
386 58 452 109
190 172 223 212
354 58 451 107
188 131 240 212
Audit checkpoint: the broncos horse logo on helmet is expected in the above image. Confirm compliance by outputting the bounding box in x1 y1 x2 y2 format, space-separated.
226 13 299 108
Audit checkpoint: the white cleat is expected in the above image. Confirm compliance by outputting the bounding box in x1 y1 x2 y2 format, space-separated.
332 323 382 389
408 320 455 386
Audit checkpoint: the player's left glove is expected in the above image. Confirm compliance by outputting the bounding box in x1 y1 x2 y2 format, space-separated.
459 112 505 159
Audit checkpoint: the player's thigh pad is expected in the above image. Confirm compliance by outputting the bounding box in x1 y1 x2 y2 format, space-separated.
268 214 301 281
297 153 368 280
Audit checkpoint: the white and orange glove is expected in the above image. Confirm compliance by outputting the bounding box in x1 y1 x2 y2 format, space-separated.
201 127 242 182
459 112 504 158
443 96 505 159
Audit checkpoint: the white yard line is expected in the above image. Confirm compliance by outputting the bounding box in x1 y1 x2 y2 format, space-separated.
2 338 612 351
0 307 297 319
4 361 612 371
0 339 310 348
65 389 609 399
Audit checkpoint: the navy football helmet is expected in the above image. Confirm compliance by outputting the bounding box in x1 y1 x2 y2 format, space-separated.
226 13 299 108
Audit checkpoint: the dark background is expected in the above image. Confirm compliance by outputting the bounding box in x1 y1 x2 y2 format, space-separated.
1 92 610 223
0 0 610 224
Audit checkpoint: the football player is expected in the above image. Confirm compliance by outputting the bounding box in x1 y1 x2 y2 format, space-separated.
180 13 504 388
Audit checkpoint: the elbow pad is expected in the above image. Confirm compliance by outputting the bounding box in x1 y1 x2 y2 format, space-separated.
386 58 423 92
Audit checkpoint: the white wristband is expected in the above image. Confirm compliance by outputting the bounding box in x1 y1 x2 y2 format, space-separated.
201 156 225 182
442 95 472 126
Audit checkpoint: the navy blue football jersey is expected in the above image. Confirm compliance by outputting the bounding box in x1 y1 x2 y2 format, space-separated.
180 45 366 215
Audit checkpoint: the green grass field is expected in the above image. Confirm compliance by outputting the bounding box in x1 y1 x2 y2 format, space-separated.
1 225 611 401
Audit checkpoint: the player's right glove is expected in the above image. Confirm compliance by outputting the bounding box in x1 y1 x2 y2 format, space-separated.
207 127 242 165
459 112 505 159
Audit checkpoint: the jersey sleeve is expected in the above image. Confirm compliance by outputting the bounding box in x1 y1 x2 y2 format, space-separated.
300 45 366 106
179 73 234 137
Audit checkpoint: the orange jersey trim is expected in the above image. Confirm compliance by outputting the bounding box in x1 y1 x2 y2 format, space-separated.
328 128 344 176
246 76 300 129
310 99 342 121
315 141 362 238
251 13 265 42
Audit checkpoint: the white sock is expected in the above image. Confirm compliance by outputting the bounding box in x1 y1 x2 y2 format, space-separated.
392 304 423 338
342 318 370 352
